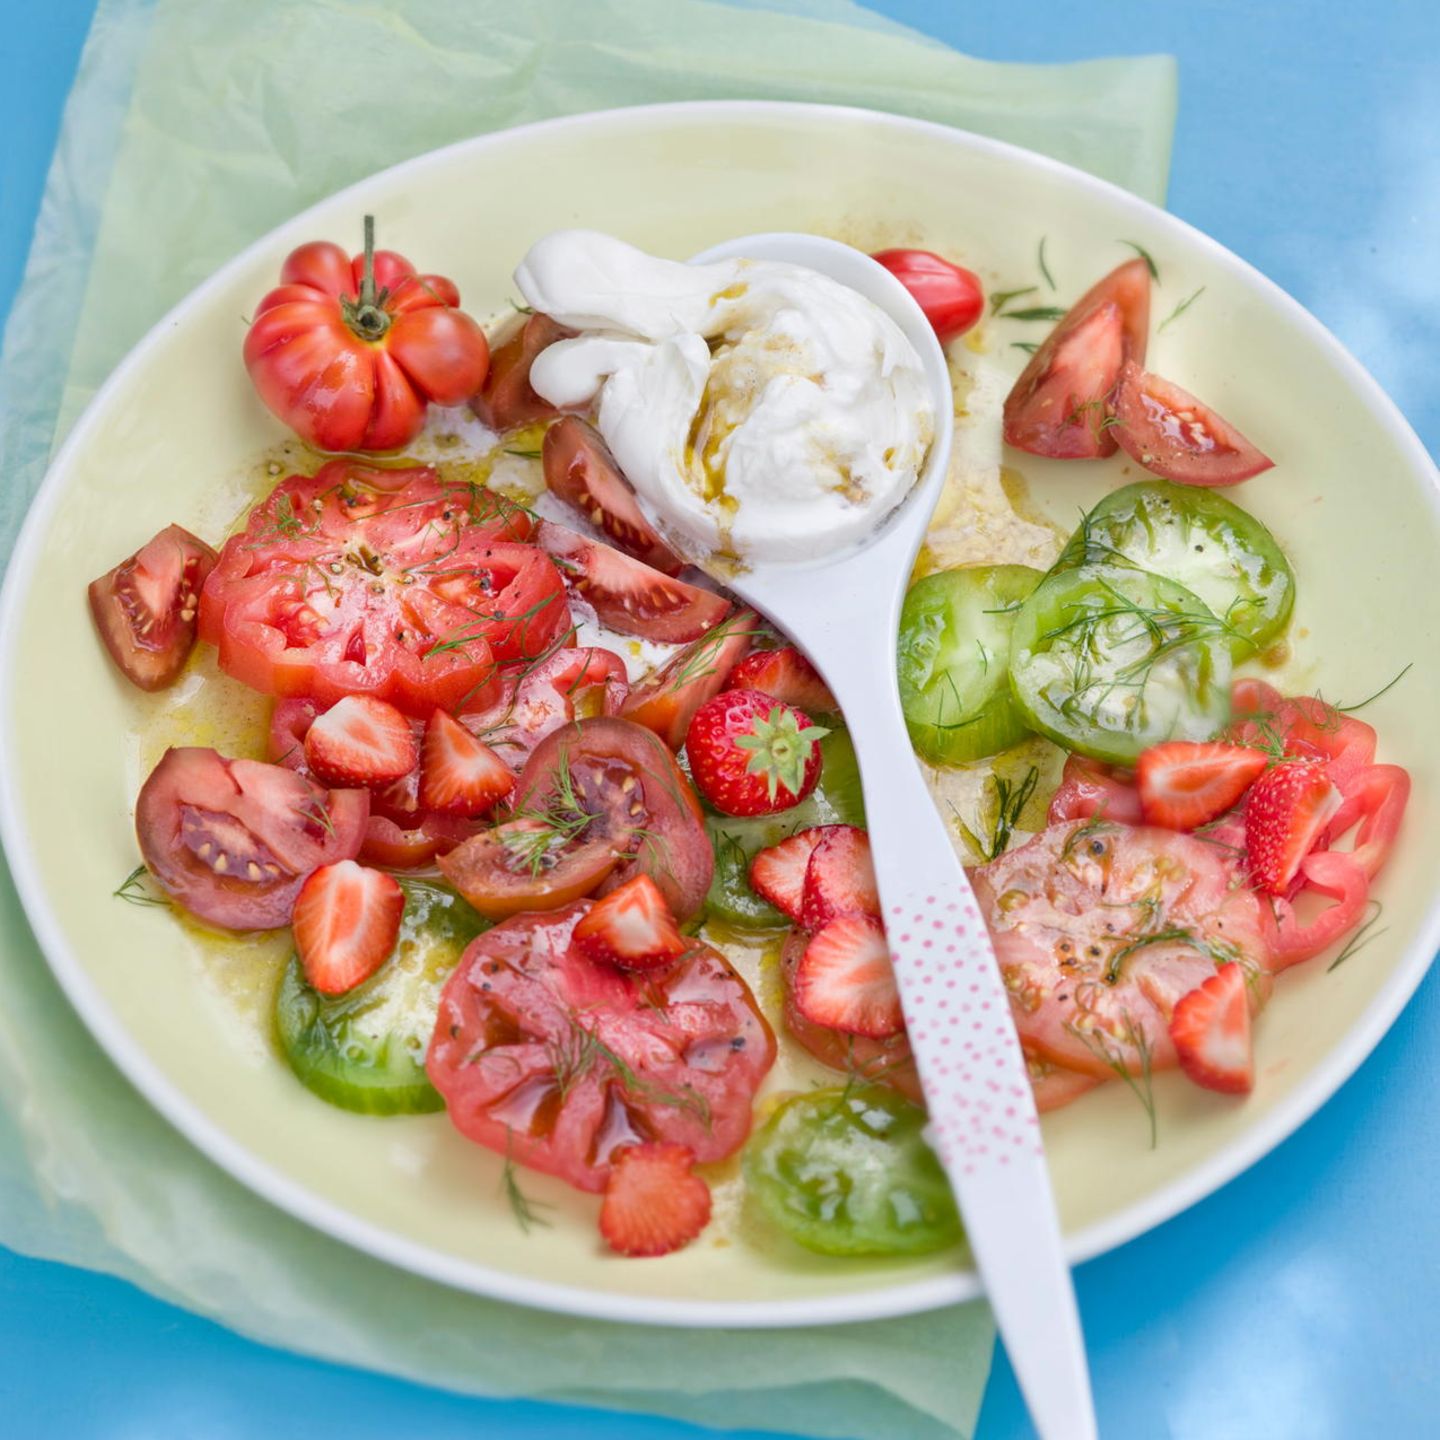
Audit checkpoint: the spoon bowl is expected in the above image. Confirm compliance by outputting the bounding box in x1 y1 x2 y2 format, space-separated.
689 232 1096 1440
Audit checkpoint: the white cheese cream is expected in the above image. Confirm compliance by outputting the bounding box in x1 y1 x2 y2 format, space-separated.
515 230 936 565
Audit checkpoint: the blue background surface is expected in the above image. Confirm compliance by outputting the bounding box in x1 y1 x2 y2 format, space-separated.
2 3 1437 1437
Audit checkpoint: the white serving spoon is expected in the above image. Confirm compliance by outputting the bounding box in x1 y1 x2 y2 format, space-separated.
691 234 1097 1440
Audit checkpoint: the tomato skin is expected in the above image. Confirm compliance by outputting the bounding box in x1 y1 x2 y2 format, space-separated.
542 417 682 575
620 609 762 750
520 717 713 920
1110 362 1274 486
200 460 560 717
439 824 622 918
244 236 489 453
1003 258 1150 460
88 525 217 691
426 902 775 1192
1257 849 1371 970
136 747 368 930
471 313 571 432
870 249 984 344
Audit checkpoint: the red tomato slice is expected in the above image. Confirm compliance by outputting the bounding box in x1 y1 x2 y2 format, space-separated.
1328 763 1410 881
1229 679 1377 791
1027 1052 1104 1113
620 608 762 750
1256 849 1370 970
537 521 729 643
972 820 1270 1079
1046 753 1144 826
1002 258 1150 460
88 525 217 691
470 313 571 432
199 460 563 717
427 902 775 1192
136 748 368 930
490 646 630 760
1110 362 1274 486
542 417 682 575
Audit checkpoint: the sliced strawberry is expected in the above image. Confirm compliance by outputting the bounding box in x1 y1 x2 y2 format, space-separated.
599 1142 713 1257
1244 760 1342 895
304 695 418 788
537 521 728 644
572 875 690 971
1136 741 1268 831
1169 963 1253 1095
292 859 405 996
419 708 513 817
749 827 828 923
792 914 902 1039
800 825 880 930
726 647 838 716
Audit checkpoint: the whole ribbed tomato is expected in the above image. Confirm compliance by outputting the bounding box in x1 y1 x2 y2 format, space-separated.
244 216 489 452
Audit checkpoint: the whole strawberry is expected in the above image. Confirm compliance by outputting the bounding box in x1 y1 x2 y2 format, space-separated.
686 688 827 817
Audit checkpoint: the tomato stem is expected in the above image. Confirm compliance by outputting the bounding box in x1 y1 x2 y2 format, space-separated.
344 213 391 343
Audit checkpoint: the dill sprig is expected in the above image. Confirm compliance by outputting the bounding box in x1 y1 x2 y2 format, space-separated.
1011 341 1040 355
1158 286 1205 333
1059 812 1116 863
989 285 1037 315
1068 1011 1158 1148
1334 662 1413 714
956 765 1041 862
1038 236 1056 290
1328 901 1388 973
113 864 170 909
1120 240 1160 280
500 1131 553 1234
1104 925 1239 986
1000 305 1068 322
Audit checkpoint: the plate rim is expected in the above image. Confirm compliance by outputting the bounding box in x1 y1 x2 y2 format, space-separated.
2 96 1438 1329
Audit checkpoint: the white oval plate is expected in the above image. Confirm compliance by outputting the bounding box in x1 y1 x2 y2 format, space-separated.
2 101 1437 1327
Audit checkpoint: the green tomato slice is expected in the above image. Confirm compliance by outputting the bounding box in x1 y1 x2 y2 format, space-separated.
1056 479 1295 653
1009 562 1234 766
274 879 489 1115
744 1086 963 1257
896 563 1044 765
703 728 865 930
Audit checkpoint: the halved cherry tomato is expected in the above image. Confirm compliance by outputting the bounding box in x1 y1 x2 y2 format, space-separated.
1257 849 1370 970
199 460 563 717
1046 754 1144 825
870 249 984 344
135 747 368 930
1110 362 1273 486
1002 258 1150 460
471 313 571 432
972 819 1270 1079
542 417 682 575
438 822 622 919
427 902 775 1192
537 521 728 643
243 221 489 453
268 697 480 869
88 525 217 691
620 608 761 749
495 646 629 757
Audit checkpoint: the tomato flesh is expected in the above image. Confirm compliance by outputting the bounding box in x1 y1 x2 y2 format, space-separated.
136 747 368 930
1002 258 1150 460
89 525 217 691
427 902 775 1192
471 313 571 432
200 460 566 716
542 417 682 575
973 819 1270 1080
1111 362 1274 487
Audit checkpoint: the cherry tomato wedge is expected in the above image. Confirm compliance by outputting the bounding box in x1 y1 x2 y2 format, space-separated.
199 460 563 717
471 313 571 432
88 524 217 691
542 417 682 575
620 608 761 750
427 902 775 1192
537 521 728 643
1002 258 1150 460
438 822 622 919
1110 362 1273 486
497 646 630 758
244 226 489 453
136 747 368 930
972 819 1270 1080
870 249 984 345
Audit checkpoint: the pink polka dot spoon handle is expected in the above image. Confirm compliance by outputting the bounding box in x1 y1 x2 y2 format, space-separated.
695 231 1096 1440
